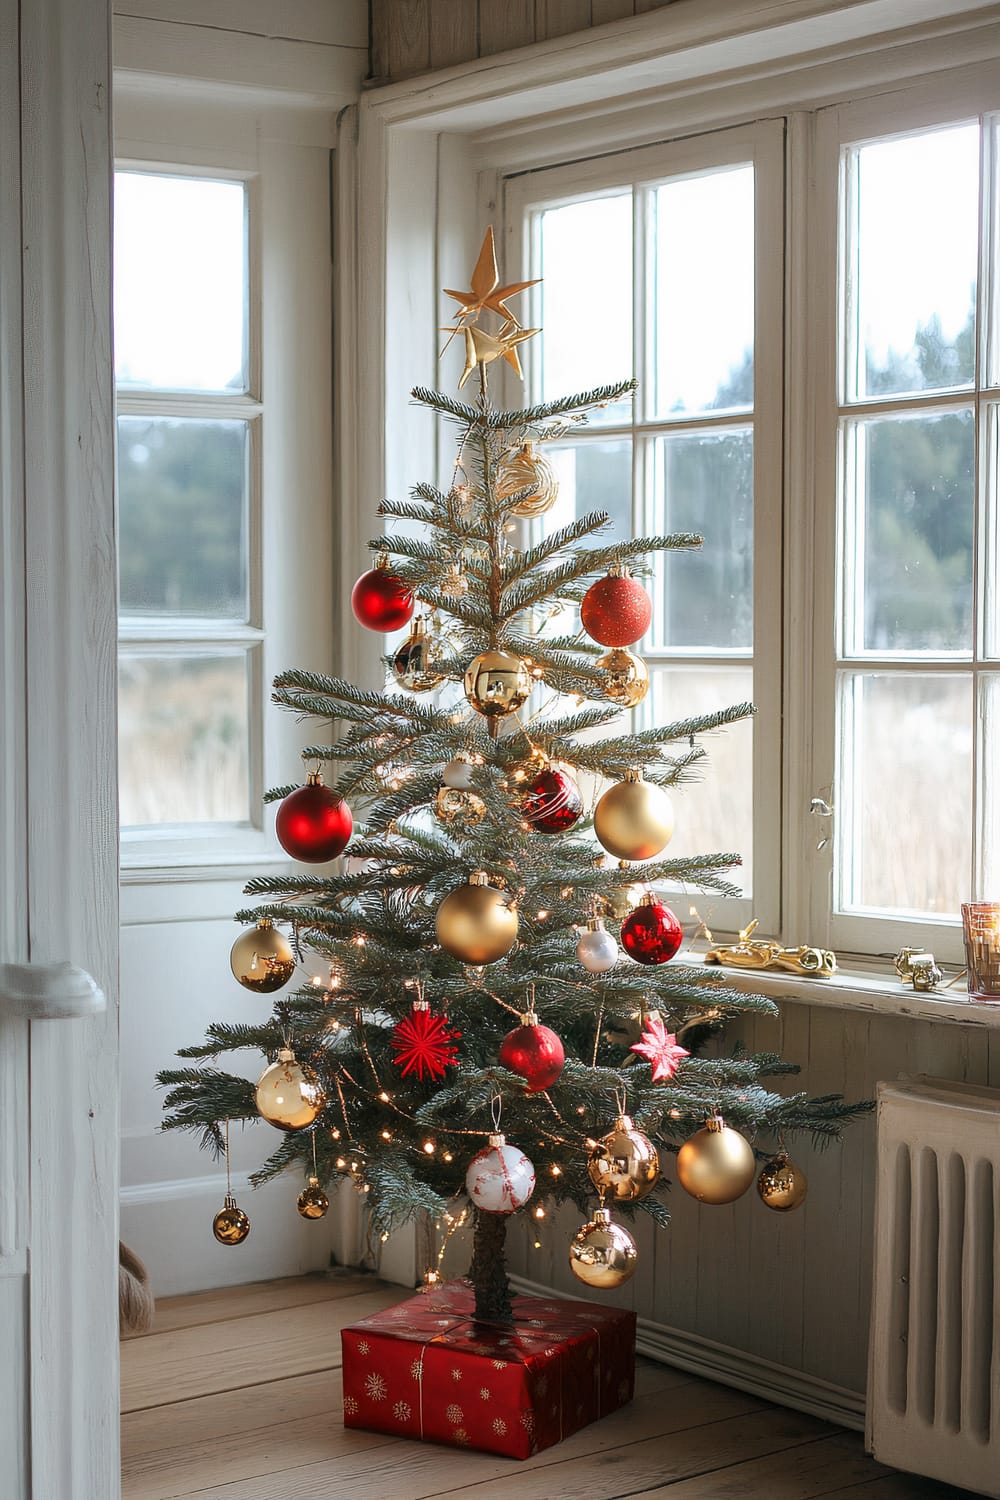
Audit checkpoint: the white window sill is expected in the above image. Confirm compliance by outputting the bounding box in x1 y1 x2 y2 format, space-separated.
674 951 1000 1028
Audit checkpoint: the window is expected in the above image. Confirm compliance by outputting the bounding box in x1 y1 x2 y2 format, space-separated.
508 122 784 935
115 169 260 837
505 76 1000 963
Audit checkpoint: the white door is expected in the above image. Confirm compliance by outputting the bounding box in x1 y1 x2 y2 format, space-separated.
0 0 120 1495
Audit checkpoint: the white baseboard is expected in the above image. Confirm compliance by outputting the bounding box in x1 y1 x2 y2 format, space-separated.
509 1273 865 1433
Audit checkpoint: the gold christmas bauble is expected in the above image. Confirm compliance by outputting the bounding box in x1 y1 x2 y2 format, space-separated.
296 1175 330 1220
230 919 295 993
435 784 486 829
757 1151 808 1212
594 769 675 862
568 1207 638 1289
676 1115 756 1205
598 647 649 709
435 871 519 965
464 650 532 718
588 1114 660 1203
255 1048 327 1131
391 618 445 692
496 442 559 518
212 1194 250 1245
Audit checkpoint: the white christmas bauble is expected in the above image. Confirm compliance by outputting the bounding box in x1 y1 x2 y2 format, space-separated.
465 1135 535 1214
442 753 476 791
577 922 619 974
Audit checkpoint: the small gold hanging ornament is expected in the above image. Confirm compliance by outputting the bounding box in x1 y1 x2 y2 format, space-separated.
464 649 532 718
296 1175 330 1220
435 871 519 965
229 918 295 993
588 1115 660 1203
255 1047 327 1131
676 1114 756 1205
440 560 469 599
568 1206 638 1289
594 768 675 863
496 442 559 518
212 1120 250 1245
435 785 486 829
597 647 649 709
757 1150 808 1213
391 616 445 693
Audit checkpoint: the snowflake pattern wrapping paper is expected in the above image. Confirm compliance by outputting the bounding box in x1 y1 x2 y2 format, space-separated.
341 1279 636 1459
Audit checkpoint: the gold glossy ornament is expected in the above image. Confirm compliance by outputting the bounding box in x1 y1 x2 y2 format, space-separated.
435 871 519 965
229 919 295 993
296 1175 330 1220
391 617 445 693
496 443 559 518
464 649 532 719
212 1193 250 1246
588 1114 660 1203
435 785 486 828
595 768 675 863
255 1048 327 1131
568 1207 638 1289
757 1151 808 1213
597 647 649 708
676 1115 756 1205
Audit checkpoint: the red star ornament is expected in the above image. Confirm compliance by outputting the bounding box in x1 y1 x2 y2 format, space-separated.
391 1003 461 1082
630 1014 690 1083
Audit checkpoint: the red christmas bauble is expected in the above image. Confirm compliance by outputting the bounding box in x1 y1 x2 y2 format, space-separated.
521 765 583 834
499 1015 564 1092
275 775 352 863
351 564 414 632
621 895 683 965
581 571 653 648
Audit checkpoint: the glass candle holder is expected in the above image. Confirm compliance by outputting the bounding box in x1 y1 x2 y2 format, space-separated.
961 902 1000 1000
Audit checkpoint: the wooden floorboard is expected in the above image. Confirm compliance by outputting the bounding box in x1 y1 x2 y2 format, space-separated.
121 1274 983 1500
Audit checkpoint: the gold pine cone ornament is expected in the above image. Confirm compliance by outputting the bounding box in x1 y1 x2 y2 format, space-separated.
435 871 519 965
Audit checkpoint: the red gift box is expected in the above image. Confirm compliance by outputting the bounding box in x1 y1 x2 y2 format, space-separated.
341 1278 636 1459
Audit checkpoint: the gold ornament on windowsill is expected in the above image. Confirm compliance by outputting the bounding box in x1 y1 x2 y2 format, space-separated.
892 946 943 992
704 920 837 978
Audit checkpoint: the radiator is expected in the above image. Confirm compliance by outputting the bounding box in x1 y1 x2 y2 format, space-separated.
868 1077 1000 1497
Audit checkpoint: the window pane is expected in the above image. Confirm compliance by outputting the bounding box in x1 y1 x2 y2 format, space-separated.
546 439 632 543
119 652 250 826
646 666 753 897
978 675 1000 895
841 410 974 655
652 166 754 417
538 194 632 425
114 172 247 392
837 672 971 916
846 125 978 401
650 427 753 651
118 416 248 620
985 403 1000 657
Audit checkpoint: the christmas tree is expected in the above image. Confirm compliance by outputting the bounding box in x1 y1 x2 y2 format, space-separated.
159 228 868 1323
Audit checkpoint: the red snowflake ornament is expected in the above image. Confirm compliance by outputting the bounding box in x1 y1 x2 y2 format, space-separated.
630 1013 690 1083
391 1002 461 1082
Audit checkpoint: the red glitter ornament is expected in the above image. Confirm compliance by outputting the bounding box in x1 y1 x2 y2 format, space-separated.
620 893 683 966
351 558 414 632
391 1002 461 1082
275 773 353 863
521 764 583 834
581 568 653 648
630 1013 690 1081
499 1011 565 1092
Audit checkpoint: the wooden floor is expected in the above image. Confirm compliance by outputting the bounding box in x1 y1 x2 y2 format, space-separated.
121 1273 976 1500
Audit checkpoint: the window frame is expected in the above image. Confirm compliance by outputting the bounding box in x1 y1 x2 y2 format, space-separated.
504 119 786 937
114 91 337 880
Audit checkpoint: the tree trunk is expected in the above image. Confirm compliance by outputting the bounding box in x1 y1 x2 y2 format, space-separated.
469 1209 513 1323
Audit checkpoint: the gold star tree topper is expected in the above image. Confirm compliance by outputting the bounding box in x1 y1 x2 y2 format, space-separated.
441 226 540 390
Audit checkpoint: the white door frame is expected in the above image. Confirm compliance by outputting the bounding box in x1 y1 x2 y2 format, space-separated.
1 0 120 1494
